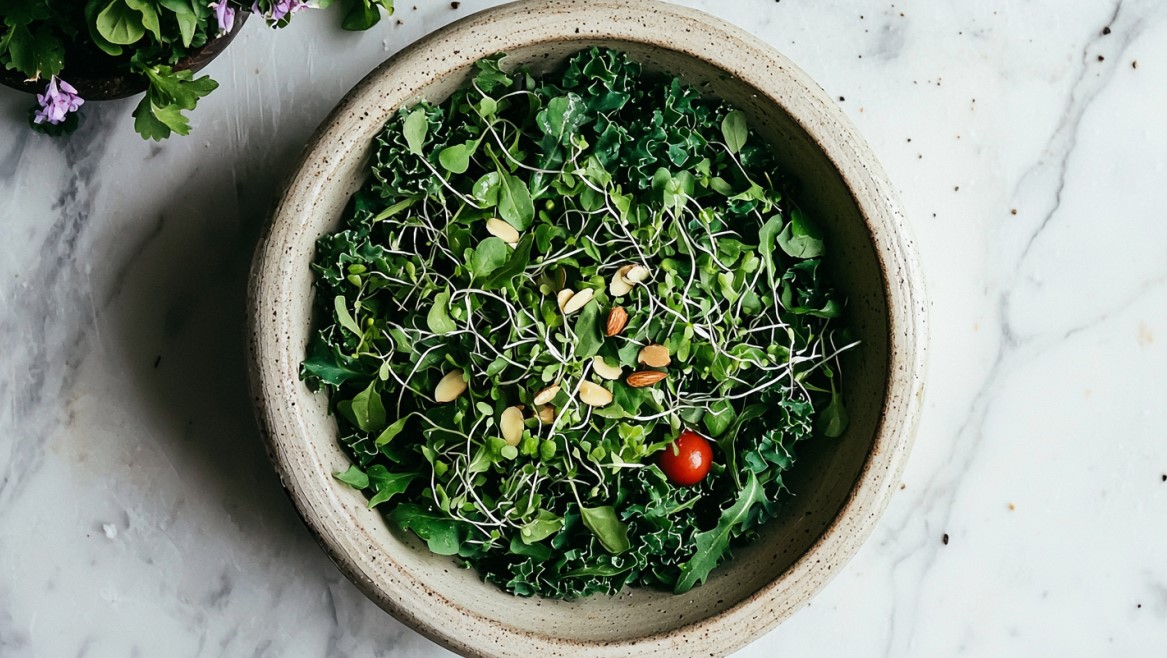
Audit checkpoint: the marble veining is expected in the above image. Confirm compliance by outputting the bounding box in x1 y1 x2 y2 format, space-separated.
1 1 1165 656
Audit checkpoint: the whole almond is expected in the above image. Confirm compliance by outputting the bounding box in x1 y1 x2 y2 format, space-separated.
562 287 594 315
605 306 628 336
578 380 613 407
500 405 524 446
533 384 560 406
637 344 671 368
626 370 668 388
434 369 468 402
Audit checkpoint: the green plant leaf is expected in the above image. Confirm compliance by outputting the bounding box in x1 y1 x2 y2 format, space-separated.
96 0 146 45
721 110 747 154
375 415 409 446
403 108 428 155
438 141 477 174
349 380 387 433
817 387 849 438
580 505 630 554
497 172 534 230
427 289 457 335
519 510 563 544
573 301 602 358
333 465 370 489
482 234 533 291
675 472 763 593
469 237 511 281
389 503 464 555
366 466 419 507
777 209 824 259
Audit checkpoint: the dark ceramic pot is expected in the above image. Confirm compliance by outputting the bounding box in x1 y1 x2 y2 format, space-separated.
0 13 248 100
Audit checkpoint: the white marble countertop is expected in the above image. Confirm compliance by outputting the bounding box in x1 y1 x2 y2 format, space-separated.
2 1 1165 656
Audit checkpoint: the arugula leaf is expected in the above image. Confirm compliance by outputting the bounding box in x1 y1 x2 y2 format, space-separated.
389 503 464 555
675 472 763 593
366 466 419 508
333 465 370 489
482 234 533 291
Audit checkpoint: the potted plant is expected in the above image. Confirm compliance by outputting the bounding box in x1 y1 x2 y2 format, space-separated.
0 0 396 139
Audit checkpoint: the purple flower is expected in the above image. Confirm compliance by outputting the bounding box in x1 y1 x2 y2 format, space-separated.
209 1 236 36
33 77 84 126
251 0 312 22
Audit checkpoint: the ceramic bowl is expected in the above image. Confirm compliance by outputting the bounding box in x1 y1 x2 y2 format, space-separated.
247 1 926 656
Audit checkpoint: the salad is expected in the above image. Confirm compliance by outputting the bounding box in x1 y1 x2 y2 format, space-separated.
301 48 854 598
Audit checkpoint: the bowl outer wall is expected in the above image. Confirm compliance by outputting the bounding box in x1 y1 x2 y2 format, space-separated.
246 1 927 657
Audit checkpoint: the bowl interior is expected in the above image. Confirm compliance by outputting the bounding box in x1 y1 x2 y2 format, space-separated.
250 3 918 655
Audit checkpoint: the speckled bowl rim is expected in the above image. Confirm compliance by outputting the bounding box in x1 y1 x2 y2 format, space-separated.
247 2 927 656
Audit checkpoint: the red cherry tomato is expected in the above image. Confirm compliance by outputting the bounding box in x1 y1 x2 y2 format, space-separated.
658 429 713 486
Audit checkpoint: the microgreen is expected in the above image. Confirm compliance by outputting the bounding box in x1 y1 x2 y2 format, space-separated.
303 48 856 598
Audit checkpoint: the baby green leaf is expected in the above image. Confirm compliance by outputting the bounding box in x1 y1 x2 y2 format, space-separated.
375 416 410 446
438 141 477 174
580 505 630 554
721 110 748 154
470 237 513 281
427 289 457 335
777 209 825 259
366 466 419 507
817 388 849 438
346 380 387 434
498 173 535 230
389 504 464 555
333 465 369 489
403 108 428 155
703 399 736 438
482 234 533 291
333 295 364 338
519 510 564 544
573 302 602 358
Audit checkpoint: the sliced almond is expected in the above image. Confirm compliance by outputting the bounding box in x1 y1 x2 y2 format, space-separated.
578 380 613 407
562 287 594 315
500 405 524 446
609 272 633 297
591 356 622 381
616 264 635 282
533 384 560 406
624 264 650 283
627 370 668 388
486 218 520 246
434 369 467 402
556 289 575 313
638 344 671 368
605 306 628 336
535 404 556 424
